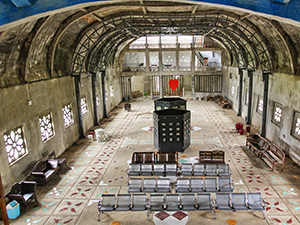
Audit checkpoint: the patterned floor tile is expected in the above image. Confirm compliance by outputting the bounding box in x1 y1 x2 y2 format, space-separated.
283 199 300 215
53 200 87 216
264 198 292 216
41 185 71 199
248 186 279 199
71 157 92 166
266 216 300 225
45 216 78 225
65 165 87 175
91 186 120 199
83 165 105 175
264 174 291 185
232 185 249 193
9 215 49 225
65 186 95 199
57 174 80 186
26 200 61 215
242 174 269 186
273 185 300 199
76 149 99 158
74 174 102 186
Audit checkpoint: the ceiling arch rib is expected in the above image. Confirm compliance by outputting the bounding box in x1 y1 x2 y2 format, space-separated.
73 28 122 74
69 12 274 76
87 32 134 72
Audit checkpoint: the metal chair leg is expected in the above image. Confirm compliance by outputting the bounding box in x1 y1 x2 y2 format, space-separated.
147 210 151 221
212 209 216 220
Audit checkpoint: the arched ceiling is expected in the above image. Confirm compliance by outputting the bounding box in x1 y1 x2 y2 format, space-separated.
0 0 300 88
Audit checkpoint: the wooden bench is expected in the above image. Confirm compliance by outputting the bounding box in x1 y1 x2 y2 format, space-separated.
246 133 285 171
199 151 225 164
261 144 285 171
124 103 131 111
131 152 178 164
213 96 232 109
246 134 270 158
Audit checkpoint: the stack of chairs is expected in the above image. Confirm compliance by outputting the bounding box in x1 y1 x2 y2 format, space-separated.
176 177 233 193
98 193 265 221
180 163 231 177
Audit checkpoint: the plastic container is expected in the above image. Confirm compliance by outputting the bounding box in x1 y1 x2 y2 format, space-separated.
6 200 20 219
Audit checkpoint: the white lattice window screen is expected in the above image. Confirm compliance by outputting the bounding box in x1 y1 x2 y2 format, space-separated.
110 86 114 97
62 104 74 128
295 118 300 135
81 97 88 116
245 90 249 106
96 94 100 106
274 106 282 123
4 127 28 165
231 86 235 96
39 113 55 142
258 97 264 112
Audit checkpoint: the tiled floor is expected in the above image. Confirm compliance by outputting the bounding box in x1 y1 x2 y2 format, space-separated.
4 98 300 225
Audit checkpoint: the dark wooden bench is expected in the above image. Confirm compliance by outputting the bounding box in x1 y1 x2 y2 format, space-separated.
199 151 225 164
246 133 285 171
48 151 69 172
131 152 178 164
31 160 59 185
124 103 131 111
6 181 39 211
261 144 285 171
246 134 270 158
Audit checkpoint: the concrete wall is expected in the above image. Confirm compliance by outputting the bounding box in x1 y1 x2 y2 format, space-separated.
131 76 145 93
223 66 300 166
0 71 122 192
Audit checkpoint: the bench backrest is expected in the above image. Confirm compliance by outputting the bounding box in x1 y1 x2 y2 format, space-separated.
216 193 231 208
150 194 165 207
101 194 116 208
232 193 246 208
181 194 196 205
247 193 262 208
117 195 131 208
191 178 203 187
182 163 193 171
177 178 190 187
270 144 285 160
157 178 170 187
129 178 142 187
132 194 146 207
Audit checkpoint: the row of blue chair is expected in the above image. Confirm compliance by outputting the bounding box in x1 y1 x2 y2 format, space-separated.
98 192 265 221
128 163 231 177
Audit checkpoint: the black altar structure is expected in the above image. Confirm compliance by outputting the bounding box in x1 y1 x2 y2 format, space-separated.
154 97 187 111
153 109 191 153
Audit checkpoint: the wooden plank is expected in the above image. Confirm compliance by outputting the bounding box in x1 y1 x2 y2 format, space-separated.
0 173 9 225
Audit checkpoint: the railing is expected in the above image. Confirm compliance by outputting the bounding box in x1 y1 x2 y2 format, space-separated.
123 66 147 72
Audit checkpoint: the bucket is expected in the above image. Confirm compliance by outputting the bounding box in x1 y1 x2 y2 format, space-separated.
7 200 20 219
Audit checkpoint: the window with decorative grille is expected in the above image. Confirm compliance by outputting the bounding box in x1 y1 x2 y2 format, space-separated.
272 102 282 126
292 112 300 140
3 126 28 165
62 104 74 128
81 97 88 117
39 113 55 142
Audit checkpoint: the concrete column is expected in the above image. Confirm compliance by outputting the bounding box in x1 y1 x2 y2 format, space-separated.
261 72 270 137
101 71 108 118
246 70 254 125
91 72 99 126
159 75 163 98
176 36 179 71
237 68 244 116
159 37 163 98
145 49 150 72
192 75 195 98
74 76 85 138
